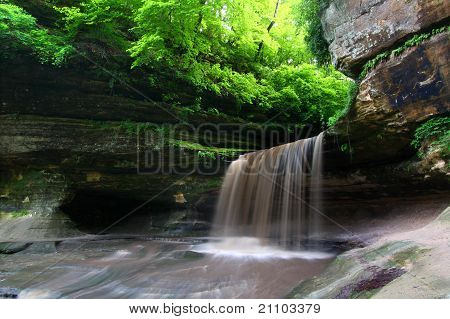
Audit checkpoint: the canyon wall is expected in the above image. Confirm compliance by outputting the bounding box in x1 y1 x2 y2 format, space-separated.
0 0 448 235
323 0 449 176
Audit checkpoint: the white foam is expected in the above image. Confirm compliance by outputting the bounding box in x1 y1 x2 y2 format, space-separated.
191 237 334 260
100 249 131 261
19 289 60 299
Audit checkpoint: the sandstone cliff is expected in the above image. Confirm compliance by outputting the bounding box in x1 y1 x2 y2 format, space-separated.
322 0 449 178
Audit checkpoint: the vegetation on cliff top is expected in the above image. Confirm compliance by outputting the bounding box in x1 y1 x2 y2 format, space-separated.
0 2 72 64
0 0 352 129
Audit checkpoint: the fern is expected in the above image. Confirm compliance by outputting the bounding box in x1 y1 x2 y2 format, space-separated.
412 117 450 158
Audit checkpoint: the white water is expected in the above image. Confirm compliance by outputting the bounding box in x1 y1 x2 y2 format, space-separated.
192 237 333 260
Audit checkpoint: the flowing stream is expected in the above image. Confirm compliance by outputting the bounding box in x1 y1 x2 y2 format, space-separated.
1 237 333 298
0 133 336 298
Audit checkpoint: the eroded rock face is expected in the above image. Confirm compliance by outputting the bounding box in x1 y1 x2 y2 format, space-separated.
0 115 225 206
322 0 450 74
328 32 449 167
0 113 225 238
0 58 245 125
0 58 248 223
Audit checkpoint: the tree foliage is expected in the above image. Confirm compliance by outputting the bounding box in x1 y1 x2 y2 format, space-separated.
293 0 330 65
2 0 353 128
0 1 72 65
55 0 140 50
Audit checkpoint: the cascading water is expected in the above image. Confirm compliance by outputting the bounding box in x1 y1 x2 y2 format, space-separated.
212 133 324 247
2 133 332 298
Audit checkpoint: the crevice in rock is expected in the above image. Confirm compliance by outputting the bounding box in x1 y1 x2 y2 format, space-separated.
353 19 450 77
59 190 153 233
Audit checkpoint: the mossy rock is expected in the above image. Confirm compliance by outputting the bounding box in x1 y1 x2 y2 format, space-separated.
287 241 422 299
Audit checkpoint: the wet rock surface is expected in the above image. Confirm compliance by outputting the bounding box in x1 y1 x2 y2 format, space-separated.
0 58 244 125
0 287 19 299
0 112 227 232
0 242 32 254
335 267 406 299
288 207 450 299
0 237 333 299
321 1 449 178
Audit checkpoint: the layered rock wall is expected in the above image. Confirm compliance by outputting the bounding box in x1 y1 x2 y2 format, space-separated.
322 0 450 75
322 0 449 175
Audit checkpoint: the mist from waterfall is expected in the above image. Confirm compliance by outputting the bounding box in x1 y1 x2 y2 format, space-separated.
213 133 324 247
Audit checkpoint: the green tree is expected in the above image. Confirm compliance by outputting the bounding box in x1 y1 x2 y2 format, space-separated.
293 0 330 65
0 2 72 65
4 0 353 128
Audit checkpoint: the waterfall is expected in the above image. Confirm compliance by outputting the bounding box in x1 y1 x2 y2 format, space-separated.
213 133 324 247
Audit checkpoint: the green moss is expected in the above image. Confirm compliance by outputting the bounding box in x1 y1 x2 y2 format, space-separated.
0 169 67 207
112 160 136 168
11 209 30 217
118 120 158 136
197 150 217 160
360 26 449 79
328 80 358 127
0 209 31 218
411 116 450 158
338 143 348 153
171 140 247 158
386 247 429 268
181 176 223 203
91 120 249 157
91 120 158 135
1 170 47 196
362 241 416 262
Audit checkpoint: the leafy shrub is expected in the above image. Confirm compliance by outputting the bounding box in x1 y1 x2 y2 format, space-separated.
293 0 331 65
327 80 358 127
0 3 72 65
5 0 354 129
265 64 354 126
198 151 217 160
55 0 140 50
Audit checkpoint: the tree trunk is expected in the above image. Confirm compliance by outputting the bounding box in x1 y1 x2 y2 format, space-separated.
255 0 280 61
195 0 207 33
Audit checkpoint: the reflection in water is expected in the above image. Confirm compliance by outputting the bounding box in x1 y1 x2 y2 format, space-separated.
1 237 334 299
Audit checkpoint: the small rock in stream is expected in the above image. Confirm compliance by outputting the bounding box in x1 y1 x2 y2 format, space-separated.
0 288 19 299
0 242 32 254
